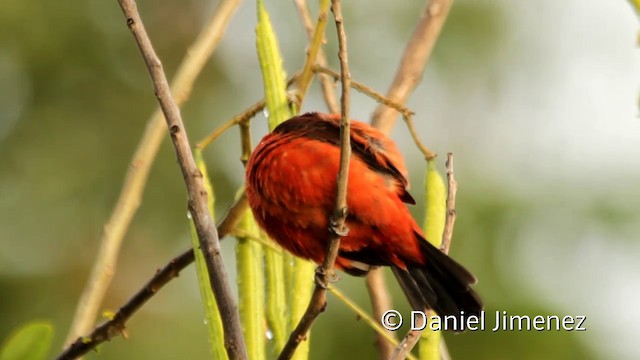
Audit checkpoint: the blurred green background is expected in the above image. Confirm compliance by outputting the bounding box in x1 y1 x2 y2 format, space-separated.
1 0 639 359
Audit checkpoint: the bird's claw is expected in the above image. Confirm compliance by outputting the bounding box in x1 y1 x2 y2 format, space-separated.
314 267 329 289
314 267 340 288
329 208 350 237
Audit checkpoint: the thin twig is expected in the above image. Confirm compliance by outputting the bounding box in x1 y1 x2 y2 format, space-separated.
313 65 414 116
116 0 247 358
440 153 457 254
196 74 299 151
371 0 454 134
440 336 452 360
389 153 458 360
277 1 351 358
294 0 340 114
196 100 265 150
327 287 418 360
403 113 436 160
367 0 452 352
365 269 396 359
368 99 398 360
389 325 424 360
314 65 437 160
294 0 331 107
229 229 283 254
56 195 249 360
64 0 242 345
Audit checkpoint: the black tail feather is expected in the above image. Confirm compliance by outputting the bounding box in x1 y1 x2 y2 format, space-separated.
392 236 483 328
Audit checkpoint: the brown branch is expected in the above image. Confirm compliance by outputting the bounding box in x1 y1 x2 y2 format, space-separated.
294 0 331 107
314 66 437 160
115 0 247 358
440 153 457 253
389 325 424 360
367 1 453 354
313 65 414 116
64 0 241 345
371 0 454 134
294 0 340 114
389 153 458 360
403 113 436 160
277 1 351 359
196 74 299 151
56 195 249 360
365 268 396 359
196 100 265 150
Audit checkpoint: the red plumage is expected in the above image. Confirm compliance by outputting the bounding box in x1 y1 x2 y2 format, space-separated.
246 112 482 320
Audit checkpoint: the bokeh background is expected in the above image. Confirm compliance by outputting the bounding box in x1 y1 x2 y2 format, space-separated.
1 0 639 359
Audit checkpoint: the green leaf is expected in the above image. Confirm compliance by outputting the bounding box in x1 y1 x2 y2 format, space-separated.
0 321 53 360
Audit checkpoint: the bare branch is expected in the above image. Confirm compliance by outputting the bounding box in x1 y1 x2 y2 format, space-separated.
294 0 340 114
314 66 437 160
115 0 247 358
440 153 457 254
365 269 396 359
56 195 249 360
65 0 242 345
369 2 453 355
389 153 458 360
197 100 265 150
389 325 424 360
294 0 331 107
278 1 351 358
371 0 453 134
196 73 299 151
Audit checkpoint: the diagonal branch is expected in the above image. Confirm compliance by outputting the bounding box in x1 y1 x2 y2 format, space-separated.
294 0 340 114
115 0 247 358
371 0 454 134
64 0 241 345
364 269 396 359
58 91 282 358
56 195 249 360
277 1 351 358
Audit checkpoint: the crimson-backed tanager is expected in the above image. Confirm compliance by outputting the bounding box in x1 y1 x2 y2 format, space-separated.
246 112 482 319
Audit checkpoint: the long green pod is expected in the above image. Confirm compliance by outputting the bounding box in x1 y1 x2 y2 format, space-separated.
256 0 292 130
235 203 266 360
287 258 315 360
255 1 314 358
263 233 288 354
419 159 446 360
190 149 227 360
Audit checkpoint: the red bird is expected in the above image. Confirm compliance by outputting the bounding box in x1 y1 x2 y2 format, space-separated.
246 112 482 319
